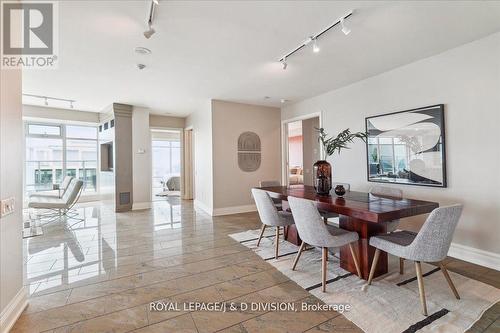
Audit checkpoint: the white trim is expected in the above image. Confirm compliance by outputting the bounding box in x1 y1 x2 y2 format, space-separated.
280 111 323 186
448 242 500 271
0 287 28 333
212 204 257 216
132 202 151 210
194 199 213 216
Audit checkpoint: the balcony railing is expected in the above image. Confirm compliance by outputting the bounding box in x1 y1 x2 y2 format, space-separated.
25 160 97 194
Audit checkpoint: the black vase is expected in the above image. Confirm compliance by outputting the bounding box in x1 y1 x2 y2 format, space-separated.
313 160 332 195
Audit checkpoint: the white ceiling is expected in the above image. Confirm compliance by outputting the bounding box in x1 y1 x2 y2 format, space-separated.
22 1 500 116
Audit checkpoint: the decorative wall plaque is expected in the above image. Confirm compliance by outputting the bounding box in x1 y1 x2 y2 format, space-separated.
237 132 261 172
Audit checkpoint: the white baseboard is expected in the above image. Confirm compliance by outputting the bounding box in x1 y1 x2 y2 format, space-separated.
212 204 256 216
0 286 28 333
132 202 151 210
194 200 213 216
448 242 500 271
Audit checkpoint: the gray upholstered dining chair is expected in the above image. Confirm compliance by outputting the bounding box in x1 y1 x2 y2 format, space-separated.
252 188 295 259
366 204 463 316
370 186 405 272
319 182 351 223
287 196 362 292
370 185 403 232
259 180 283 211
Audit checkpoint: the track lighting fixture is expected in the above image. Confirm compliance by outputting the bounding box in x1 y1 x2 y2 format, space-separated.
23 93 76 109
144 23 155 39
144 0 157 39
340 17 351 35
312 38 320 53
277 10 353 67
281 58 287 70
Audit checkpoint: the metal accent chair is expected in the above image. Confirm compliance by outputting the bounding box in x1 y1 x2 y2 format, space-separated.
252 188 295 259
319 182 351 223
30 176 74 199
28 179 84 226
259 180 283 211
287 196 362 292
366 204 463 316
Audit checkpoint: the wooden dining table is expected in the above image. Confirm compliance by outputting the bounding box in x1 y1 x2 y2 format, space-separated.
259 185 439 280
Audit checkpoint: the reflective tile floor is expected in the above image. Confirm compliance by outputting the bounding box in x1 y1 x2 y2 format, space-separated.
12 198 499 332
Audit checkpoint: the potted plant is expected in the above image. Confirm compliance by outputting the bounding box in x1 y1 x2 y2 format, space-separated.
314 128 367 195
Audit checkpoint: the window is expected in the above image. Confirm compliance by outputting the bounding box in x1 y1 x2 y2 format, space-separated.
151 138 181 197
25 122 99 197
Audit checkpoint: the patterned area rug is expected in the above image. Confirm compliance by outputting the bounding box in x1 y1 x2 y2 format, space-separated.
229 229 500 333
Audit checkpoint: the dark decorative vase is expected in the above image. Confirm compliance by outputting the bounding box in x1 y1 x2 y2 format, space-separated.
313 160 332 196
334 184 346 197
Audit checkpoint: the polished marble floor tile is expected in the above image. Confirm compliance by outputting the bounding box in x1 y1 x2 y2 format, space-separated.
11 198 499 333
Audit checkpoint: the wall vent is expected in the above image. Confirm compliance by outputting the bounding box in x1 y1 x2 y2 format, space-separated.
119 192 130 205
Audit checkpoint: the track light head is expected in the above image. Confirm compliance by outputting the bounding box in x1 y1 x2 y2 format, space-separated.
340 17 351 35
144 23 155 39
312 38 320 53
281 58 287 70
70 101 74 109
44 97 48 106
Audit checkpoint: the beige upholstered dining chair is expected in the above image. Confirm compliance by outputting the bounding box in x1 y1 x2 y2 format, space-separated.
252 188 295 259
288 196 362 292
366 204 463 316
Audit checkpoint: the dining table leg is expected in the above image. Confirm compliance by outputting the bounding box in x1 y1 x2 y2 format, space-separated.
339 215 388 280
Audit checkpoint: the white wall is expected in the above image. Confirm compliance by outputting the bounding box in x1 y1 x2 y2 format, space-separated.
185 101 213 214
282 32 500 265
23 105 99 124
132 107 152 209
0 65 27 329
212 100 281 213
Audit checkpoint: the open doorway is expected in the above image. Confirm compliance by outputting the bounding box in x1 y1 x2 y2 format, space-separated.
283 115 321 186
151 129 182 200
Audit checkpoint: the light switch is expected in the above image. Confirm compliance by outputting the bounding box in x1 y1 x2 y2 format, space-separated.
1 197 15 218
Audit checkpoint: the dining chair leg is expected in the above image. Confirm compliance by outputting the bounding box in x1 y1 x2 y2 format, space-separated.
367 248 381 285
322 247 328 292
415 261 428 316
292 241 306 270
439 262 460 300
399 258 405 275
348 243 362 278
256 224 266 247
275 226 280 259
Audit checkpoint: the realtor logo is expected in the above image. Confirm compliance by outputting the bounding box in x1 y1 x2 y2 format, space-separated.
1 1 58 69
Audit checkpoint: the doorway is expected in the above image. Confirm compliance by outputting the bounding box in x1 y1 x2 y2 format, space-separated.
150 129 182 200
283 115 321 186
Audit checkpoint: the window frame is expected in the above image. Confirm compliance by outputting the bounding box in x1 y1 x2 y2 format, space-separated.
24 121 99 196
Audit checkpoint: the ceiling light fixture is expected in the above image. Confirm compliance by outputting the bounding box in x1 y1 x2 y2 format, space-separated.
144 0 158 39
23 93 76 109
277 10 354 67
312 38 320 53
134 46 152 55
340 17 351 35
281 57 287 70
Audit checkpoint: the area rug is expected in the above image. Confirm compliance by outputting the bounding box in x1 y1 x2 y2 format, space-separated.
229 229 500 333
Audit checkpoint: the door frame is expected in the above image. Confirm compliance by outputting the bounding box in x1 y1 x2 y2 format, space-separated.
281 112 323 186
